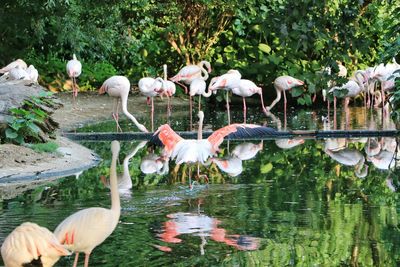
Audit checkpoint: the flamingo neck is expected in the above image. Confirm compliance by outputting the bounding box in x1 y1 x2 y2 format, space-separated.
200 67 209 81
120 94 147 132
198 111 204 140
163 64 168 80
266 88 282 110
110 145 120 213
258 88 268 114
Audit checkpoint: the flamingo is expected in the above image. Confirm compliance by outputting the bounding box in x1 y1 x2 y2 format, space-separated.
140 153 169 175
26 65 39 83
211 156 243 177
0 59 27 74
157 212 260 253
170 60 212 94
189 78 213 110
266 75 304 121
66 54 82 101
138 76 164 131
231 141 263 160
162 64 177 116
99 75 148 132
1 222 70 267
8 65 30 81
208 69 242 124
101 141 147 197
151 110 276 187
231 79 269 123
54 140 121 267
324 147 368 178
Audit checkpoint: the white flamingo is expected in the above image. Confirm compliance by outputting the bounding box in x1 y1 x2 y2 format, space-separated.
54 140 121 267
66 54 82 101
1 222 70 267
99 75 148 132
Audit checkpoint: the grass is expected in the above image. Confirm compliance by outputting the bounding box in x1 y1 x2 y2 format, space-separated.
27 141 59 153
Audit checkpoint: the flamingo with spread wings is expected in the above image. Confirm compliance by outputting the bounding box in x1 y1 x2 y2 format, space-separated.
151 111 277 187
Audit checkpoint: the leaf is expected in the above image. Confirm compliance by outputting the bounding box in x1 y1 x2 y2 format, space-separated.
258 43 271 54
260 163 273 174
26 122 41 134
5 128 18 139
291 87 303 97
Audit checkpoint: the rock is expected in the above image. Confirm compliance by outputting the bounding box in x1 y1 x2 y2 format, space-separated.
0 80 63 141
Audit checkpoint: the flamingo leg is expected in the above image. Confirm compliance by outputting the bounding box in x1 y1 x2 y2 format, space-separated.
73 252 79 267
283 90 287 126
333 96 337 130
198 95 202 111
243 97 247 123
226 91 231 125
189 95 193 131
151 97 154 132
84 252 91 267
167 96 171 117
175 80 188 94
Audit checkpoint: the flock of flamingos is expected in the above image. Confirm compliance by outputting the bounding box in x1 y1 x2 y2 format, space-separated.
0 55 399 266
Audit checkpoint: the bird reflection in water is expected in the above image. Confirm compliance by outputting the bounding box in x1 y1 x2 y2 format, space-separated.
101 141 147 198
155 200 260 254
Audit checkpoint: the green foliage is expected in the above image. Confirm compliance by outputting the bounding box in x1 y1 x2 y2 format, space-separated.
27 141 59 153
0 0 399 104
3 93 54 144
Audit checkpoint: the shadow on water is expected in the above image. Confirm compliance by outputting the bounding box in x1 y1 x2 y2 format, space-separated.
0 104 399 266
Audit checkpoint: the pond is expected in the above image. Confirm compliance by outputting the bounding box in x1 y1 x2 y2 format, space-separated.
0 106 399 266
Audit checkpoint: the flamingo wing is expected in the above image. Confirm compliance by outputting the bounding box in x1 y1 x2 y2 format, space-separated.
150 124 184 154
207 124 277 152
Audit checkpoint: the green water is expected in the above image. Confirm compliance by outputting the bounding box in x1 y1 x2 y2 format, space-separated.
1 134 399 266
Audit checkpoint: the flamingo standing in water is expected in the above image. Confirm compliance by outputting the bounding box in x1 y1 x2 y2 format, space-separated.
170 60 212 94
1 222 70 267
151 110 276 188
266 76 304 119
208 69 242 124
231 79 269 123
138 76 164 131
66 54 82 101
54 140 121 267
99 75 148 132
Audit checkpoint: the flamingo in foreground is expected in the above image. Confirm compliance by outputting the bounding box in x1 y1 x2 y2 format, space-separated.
170 60 212 94
99 75 148 132
151 110 277 187
54 140 121 267
66 54 82 101
1 222 70 267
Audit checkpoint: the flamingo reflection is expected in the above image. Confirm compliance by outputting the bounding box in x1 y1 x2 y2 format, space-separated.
101 141 147 197
156 211 260 254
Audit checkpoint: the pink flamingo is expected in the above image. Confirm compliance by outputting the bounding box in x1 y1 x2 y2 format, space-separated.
99 75 148 132
208 69 242 124
231 141 263 160
170 61 212 93
162 64 177 116
231 79 268 123
138 76 164 131
1 222 70 267
152 110 275 187
266 75 304 117
66 54 82 101
54 140 121 267
0 59 27 74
